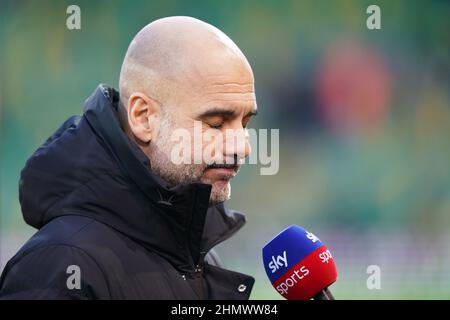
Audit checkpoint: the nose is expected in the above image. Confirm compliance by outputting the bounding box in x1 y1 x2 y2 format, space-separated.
223 126 251 163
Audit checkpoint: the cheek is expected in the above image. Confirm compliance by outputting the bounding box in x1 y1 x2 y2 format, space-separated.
163 117 225 163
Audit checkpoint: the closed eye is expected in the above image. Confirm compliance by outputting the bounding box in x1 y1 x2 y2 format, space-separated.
208 123 223 129
199 108 257 130
205 115 225 129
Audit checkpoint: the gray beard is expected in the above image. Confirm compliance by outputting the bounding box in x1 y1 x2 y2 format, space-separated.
147 114 231 204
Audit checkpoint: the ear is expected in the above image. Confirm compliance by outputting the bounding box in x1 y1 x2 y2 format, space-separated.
126 92 161 143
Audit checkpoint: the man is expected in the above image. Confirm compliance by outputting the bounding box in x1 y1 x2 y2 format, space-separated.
0 16 257 299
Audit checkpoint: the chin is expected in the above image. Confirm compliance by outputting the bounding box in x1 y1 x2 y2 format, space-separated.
209 181 231 204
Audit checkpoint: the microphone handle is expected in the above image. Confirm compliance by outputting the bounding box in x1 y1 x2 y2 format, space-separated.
313 287 335 300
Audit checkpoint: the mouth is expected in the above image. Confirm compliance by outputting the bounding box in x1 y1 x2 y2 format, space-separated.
204 164 239 180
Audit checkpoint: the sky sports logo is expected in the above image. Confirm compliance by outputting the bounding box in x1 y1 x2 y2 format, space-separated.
267 250 311 295
263 226 338 299
268 249 333 274
275 265 310 295
268 248 335 296
268 251 288 273
268 230 323 274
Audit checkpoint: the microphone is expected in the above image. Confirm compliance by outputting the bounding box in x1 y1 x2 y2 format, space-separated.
262 225 338 300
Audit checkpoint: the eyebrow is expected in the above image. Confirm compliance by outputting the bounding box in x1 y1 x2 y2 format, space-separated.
198 107 258 119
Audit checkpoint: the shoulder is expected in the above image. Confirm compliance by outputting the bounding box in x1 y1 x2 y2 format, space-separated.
0 216 116 299
17 215 132 256
0 241 110 299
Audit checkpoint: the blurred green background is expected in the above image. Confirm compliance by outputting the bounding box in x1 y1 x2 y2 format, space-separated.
1 0 450 299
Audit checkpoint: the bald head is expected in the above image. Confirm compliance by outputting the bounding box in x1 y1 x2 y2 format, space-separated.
119 16 253 110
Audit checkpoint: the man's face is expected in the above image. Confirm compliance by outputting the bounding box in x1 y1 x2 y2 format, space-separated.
148 71 257 204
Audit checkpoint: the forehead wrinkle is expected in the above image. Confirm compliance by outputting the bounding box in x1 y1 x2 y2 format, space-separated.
199 84 255 96
201 83 254 93
201 93 256 105
201 91 256 99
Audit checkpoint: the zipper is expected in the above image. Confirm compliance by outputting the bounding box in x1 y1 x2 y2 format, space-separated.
191 216 245 275
185 192 246 298
193 250 207 299
190 220 244 300
194 251 207 273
